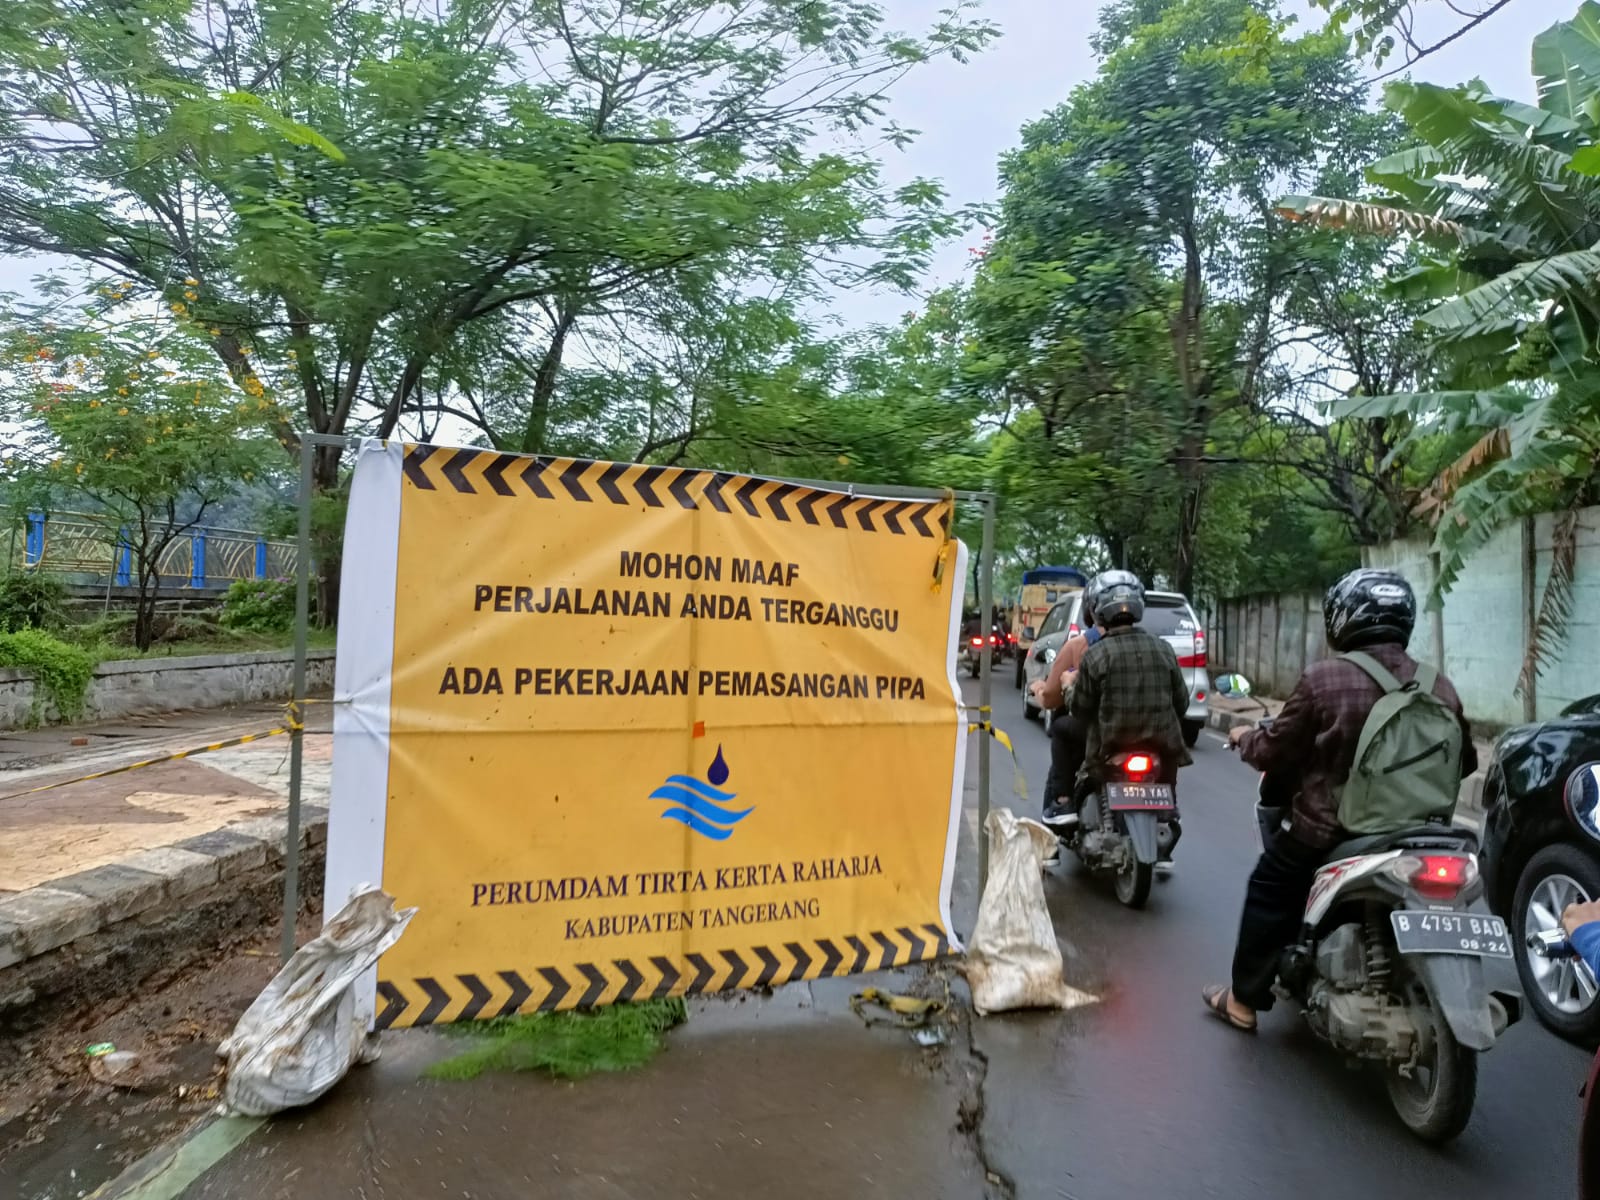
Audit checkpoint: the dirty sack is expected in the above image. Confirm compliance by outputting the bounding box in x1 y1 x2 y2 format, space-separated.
964 809 1073 1014
218 887 416 1117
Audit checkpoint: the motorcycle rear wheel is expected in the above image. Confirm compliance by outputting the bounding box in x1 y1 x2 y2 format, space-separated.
1385 977 1477 1143
1113 858 1152 909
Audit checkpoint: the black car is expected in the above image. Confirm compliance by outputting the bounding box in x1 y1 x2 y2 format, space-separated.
1481 694 1600 1041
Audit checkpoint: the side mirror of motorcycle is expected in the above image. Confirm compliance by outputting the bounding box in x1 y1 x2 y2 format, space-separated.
1217 674 1252 697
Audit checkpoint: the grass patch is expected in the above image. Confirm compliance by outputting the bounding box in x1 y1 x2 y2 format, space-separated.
424 998 688 1082
0 629 96 722
66 625 337 662
112 626 338 660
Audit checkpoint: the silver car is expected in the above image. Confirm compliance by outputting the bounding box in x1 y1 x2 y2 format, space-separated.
1020 590 1211 747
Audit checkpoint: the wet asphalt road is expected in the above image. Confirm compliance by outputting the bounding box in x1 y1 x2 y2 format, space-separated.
971 675 1590 1200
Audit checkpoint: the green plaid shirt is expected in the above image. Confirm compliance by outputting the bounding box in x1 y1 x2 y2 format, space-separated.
1069 625 1193 773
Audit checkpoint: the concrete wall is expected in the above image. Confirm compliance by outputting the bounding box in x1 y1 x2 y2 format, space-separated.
0 648 336 729
1214 506 1600 728
1207 590 1324 697
1365 509 1600 727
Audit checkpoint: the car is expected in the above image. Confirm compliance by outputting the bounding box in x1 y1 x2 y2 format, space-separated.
1019 599 1076 723
1480 696 1600 1041
1018 589 1211 746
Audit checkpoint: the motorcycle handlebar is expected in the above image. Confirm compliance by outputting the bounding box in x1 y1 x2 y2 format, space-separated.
1529 928 1576 960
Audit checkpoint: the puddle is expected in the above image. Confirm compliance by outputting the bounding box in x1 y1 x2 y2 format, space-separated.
0 1091 198 1200
0 1045 222 1199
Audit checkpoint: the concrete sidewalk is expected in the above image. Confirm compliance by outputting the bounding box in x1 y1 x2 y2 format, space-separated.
162 971 996 1200
0 702 334 1043
0 703 332 894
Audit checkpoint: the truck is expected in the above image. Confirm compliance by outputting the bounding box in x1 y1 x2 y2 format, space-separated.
1009 565 1089 688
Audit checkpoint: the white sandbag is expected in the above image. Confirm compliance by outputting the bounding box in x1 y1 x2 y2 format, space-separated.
218 887 416 1117
964 810 1073 1014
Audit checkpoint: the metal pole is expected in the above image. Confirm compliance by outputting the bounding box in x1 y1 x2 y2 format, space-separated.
977 497 996 895
281 438 315 962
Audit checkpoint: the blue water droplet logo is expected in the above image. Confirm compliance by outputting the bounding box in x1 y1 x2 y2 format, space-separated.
646 743 752 841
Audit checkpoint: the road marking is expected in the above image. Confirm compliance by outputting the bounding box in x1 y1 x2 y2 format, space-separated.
1203 731 1229 746
86 1116 265 1200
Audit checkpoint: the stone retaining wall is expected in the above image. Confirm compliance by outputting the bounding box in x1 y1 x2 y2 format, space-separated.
0 808 327 1033
0 648 336 729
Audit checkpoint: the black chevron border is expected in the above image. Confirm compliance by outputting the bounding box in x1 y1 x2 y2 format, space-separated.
398 444 950 539
373 922 954 1030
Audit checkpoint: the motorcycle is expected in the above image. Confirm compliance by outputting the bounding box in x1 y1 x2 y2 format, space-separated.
1528 930 1600 1196
1249 740 1522 1142
1044 748 1175 909
962 622 1009 678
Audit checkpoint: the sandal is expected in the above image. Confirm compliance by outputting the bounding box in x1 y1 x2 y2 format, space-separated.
1202 984 1257 1033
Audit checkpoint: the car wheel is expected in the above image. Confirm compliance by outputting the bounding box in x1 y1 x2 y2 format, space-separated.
967 656 979 679
1513 842 1600 1042
1182 720 1202 749
1023 695 1041 722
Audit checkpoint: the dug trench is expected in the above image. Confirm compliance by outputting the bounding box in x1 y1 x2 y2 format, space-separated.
0 897 324 1199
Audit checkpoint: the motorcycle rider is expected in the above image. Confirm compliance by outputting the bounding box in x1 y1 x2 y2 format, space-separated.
1203 568 1477 1032
1032 604 1102 823
1560 899 1600 1200
1062 570 1192 863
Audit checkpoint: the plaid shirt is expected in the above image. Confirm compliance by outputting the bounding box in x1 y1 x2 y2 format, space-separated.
1070 625 1193 772
1237 642 1478 848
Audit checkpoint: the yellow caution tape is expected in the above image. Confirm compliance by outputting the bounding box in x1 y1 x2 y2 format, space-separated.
930 487 956 591
850 985 948 1028
0 698 327 805
964 706 1031 799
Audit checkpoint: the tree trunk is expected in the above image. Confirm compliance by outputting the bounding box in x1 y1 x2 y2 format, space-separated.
519 309 576 455
134 564 158 651
1174 453 1203 598
311 443 343 627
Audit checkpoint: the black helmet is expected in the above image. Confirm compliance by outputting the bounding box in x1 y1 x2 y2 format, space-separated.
1085 569 1144 627
1323 568 1416 651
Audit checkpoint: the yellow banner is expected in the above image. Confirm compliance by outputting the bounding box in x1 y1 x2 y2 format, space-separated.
326 442 968 1029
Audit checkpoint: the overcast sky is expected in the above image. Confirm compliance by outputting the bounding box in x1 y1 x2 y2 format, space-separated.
822 0 1576 328
0 0 1574 328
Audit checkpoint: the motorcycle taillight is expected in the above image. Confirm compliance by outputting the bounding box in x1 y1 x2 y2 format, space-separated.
1114 752 1156 781
1393 853 1477 900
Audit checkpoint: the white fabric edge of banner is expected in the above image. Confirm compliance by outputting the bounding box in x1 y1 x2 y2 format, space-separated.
324 438 402 1029
937 539 971 952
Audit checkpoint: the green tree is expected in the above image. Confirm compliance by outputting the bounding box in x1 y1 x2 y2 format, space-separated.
0 305 272 649
0 0 996 609
973 0 1369 594
1279 1 1600 692
1312 0 1517 71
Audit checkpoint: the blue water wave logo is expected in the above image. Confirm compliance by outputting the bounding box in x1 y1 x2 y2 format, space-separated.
649 745 752 841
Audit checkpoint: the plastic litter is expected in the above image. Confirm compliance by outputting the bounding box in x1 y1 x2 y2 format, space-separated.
88 1049 144 1088
964 809 1075 1014
218 886 415 1117
849 985 947 1028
